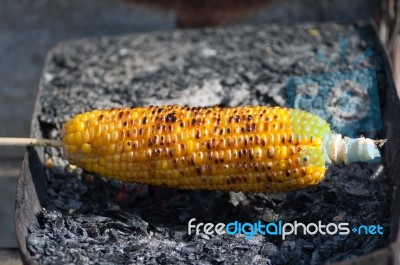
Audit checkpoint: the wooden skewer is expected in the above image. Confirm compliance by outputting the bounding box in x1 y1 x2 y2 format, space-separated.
0 138 62 147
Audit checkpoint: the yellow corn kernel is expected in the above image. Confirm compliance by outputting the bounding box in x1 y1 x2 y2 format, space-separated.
74 132 83 146
66 133 75 145
81 143 92 154
75 122 85 132
61 106 332 193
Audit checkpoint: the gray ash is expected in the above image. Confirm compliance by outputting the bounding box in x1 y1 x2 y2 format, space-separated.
27 22 390 264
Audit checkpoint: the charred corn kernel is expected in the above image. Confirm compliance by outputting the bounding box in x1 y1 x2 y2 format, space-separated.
61 106 383 193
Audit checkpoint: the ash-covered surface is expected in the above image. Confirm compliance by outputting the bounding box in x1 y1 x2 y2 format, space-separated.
26 23 390 264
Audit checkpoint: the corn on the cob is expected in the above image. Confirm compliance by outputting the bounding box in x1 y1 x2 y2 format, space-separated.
60 106 382 193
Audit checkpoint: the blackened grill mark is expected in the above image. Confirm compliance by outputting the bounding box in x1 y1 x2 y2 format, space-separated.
231 176 236 184
248 115 253 121
226 177 231 185
142 117 147 124
249 149 254 159
157 108 163 113
166 113 177 123
196 130 201 139
156 148 162 156
98 114 104 121
286 170 291 177
118 112 124 119
123 121 128 126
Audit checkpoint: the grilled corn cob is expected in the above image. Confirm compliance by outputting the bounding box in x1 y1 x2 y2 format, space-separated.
61 106 383 193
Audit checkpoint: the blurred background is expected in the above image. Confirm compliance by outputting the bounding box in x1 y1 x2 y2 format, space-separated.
0 0 397 261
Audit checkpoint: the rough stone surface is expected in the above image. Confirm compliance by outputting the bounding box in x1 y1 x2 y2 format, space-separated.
26 23 390 264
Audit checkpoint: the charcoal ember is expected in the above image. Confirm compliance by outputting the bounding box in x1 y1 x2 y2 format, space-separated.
238 252 270 265
26 22 391 264
175 241 206 255
260 242 278 257
156 252 182 264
